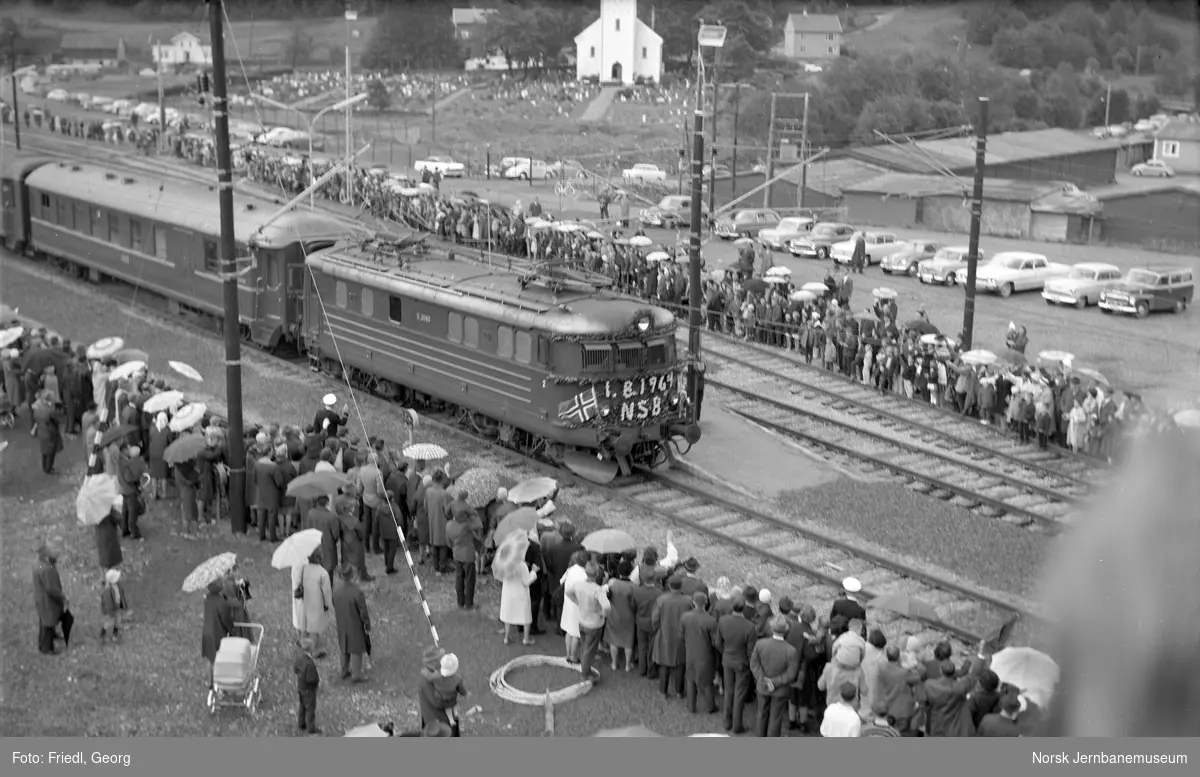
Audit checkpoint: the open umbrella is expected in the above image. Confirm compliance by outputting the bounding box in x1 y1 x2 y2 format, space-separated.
763 275 788 285
112 348 150 364
989 647 1060 698
869 592 940 621
182 552 238 593
494 506 539 543
801 281 828 294
169 360 204 382
0 304 18 322
142 390 184 415
76 474 120 526
403 443 448 461
99 423 140 448
21 347 70 375
1038 350 1073 364
271 529 323 570
508 476 557 505
872 286 898 300
107 360 146 383
646 250 670 262
733 237 755 246
629 235 653 248
287 470 350 499
743 278 767 294
594 725 662 737
86 336 124 360
491 531 532 582
789 289 817 303
557 223 583 233
163 433 207 465
344 724 391 738
452 468 502 509
0 326 24 349
169 402 207 433
581 528 636 554
1174 408 1200 429
904 319 939 336
1071 367 1108 385
0 440 7 454
765 265 792 277
961 349 998 367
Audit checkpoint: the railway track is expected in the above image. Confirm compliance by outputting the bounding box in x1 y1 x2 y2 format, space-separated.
7 253 1046 652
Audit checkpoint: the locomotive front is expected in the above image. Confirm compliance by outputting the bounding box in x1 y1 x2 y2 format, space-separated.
544 300 701 476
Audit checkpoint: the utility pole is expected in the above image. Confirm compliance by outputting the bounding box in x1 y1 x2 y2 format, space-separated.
798 92 810 209
762 93 777 208
156 40 167 153
961 97 989 353
8 33 20 151
208 0 247 535
708 50 719 218
344 5 356 206
1103 81 1112 128
730 83 740 197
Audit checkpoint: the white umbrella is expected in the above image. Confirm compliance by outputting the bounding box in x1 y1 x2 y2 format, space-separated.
763 275 788 284
76 474 120 526
733 237 755 246
961 349 998 366
182 552 238 593
1038 350 1073 364
629 235 652 248
0 326 24 349
765 266 792 277
989 647 1060 699
801 281 828 293
271 529 323 570
170 402 207 432
920 333 942 346
789 290 817 302
0 440 7 454
556 223 582 233
169 360 204 382
86 336 124 360
142 390 185 414
108 360 146 382
344 724 390 738
646 250 670 262
1174 408 1200 429
508 476 557 505
872 286 898 299
586 230 604 239
403 443 448 461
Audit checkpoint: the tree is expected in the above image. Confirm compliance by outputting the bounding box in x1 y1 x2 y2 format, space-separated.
1133 91 1161 120
1129 9 1180 54
1111 47 1134 74
1154 52 1193 96
911 54 964 103
360 1 462 71
285 22 312 70
697 0 775 53
1104 1 1133 38
963 2 1027 46
482 3 589 70
854 94 936 140
1085 86 1131 126
366 78 390 111
648 0 703 64
1058 2 1107 59
716 32 756 83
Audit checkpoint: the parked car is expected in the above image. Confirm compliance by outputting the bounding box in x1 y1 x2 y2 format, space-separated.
1100 266 1194 317
973 251 1071 297
701 163 731 178
831 231 906 266
1042 262 1124 309
882 241 941 276
551 159 591 180
919 246 980 285
1131 159 1175 177
758 216 814 250
46 88 70 102
505 159 555 180
714 208 781 239
415 156 465 177
639 195 707 228
622 163 668 183
787 222 855 259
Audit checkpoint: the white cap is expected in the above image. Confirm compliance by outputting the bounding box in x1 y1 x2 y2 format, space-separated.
322 393 337 407
496 487 508 500
842 577 862 594
758 589 772 603
105 568 121 584
440 653 459 677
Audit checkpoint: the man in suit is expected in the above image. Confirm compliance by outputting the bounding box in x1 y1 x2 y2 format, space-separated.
304 495 342 578
313 393 348 438
750 616 800 737
650 576 691 699
837 268 854 307
831 577 867 635
331 565 371 683
714 597 757 733
678 557 708 598
875 645 921 735
977 693 1021 737
631 573 666 678
679 591 718 715
543 521 583 631
923 647 987 737
32 544 66 655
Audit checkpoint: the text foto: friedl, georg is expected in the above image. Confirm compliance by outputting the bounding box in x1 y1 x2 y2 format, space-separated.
13 752 132 767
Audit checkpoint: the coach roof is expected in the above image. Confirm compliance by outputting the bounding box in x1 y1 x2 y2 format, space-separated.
24 160 349 248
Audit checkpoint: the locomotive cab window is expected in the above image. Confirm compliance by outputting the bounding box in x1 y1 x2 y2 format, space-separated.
203 239 219 272
497 326 514 358
515 331 533 364
464 317 479 349
335 281 348 308
448 312 463 343
388 296 403 323
360 288 373 317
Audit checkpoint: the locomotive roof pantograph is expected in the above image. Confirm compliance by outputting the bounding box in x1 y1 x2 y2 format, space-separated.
306 237 679 339
23 160 350 249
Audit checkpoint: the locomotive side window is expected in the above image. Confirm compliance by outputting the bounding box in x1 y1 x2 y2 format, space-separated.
335 281 348 308
448 312 463 343
91 208 104 237
203 239 219 272
515 331 532 364
40 193 50 209
57 197 73 229
154 226 169 261
360 288 373 317
388 296 403 323
108 213 121 246
497 326 514 358
75 203 89 235
617 343 645 369
130 221 143 253
464 317 479 349
647 339 667 366
582 344 613 371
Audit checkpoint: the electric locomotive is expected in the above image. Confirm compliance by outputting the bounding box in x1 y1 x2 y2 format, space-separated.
302 236 702 480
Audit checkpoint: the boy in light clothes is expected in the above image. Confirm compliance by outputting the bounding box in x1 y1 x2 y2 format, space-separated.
100 569 126 643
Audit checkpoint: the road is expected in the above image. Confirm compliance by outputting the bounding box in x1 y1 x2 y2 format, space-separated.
3 126 1197 408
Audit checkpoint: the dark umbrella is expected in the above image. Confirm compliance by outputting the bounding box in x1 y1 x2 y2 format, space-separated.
743 277 767 294
59 609 75 647
904 319 940 336
163 433 207 466
20 347 70 375
99 423 139 448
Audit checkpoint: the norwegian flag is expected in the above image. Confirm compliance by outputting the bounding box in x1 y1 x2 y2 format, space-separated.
557 387 599 424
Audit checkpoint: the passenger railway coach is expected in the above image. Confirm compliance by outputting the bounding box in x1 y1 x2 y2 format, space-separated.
302 240 701 477
1 155 347 350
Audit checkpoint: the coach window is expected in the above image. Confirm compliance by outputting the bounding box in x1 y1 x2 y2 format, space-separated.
108 213 121 246
40 193 50 211
203 239 219 273
388 295 403 323
335 281 348 308
464 317 479 349
154 226 169 261
91 208 104 237
514 331 532 364
74 203 89 234
448 312 463 343
130 221 144 253
361 288 374 317
497 326 514 359
57 197 73 229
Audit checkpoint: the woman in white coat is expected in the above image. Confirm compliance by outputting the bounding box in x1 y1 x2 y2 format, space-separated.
495 529 538 646
291 549 333 657
558 550 589 664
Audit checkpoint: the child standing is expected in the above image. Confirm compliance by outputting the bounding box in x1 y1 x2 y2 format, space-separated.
293 638 322 735
431 653 469 729
100 569 126 643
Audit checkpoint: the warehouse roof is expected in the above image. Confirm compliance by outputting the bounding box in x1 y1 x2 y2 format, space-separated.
842 173 1063 202
791 158 890 197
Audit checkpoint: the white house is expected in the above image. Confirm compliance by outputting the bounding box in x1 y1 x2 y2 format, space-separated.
152 32 213 67
574 0 662 85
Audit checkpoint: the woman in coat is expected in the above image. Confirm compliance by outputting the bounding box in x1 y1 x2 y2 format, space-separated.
496 530 538 646
147 412 173 499
201 579 234 686
174 458 202 538
417 644 456 734
34 391 64 474
412 474 432 562
95 506 123 570
559 550 589 663
292 550 332 657
604 559 636 672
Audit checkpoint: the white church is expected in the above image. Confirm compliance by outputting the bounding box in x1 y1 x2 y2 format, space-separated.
574 0 663 85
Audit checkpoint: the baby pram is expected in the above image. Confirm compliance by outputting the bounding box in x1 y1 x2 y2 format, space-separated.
207 623 263 716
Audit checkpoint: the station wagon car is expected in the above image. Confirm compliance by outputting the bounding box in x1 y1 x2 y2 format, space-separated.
918 246 985 285
788 222 855 259
831 232 907 266
1042 262 1124 308
758 216 815 250
1099 266 1194 317
714 208 781 239
973 251 1071 297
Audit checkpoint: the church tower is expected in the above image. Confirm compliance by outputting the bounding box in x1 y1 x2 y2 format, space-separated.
599 0 638 83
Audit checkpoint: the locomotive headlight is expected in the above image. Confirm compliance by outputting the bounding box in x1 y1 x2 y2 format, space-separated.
601 405 612 417
636 315 651 333
670 393 680 406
